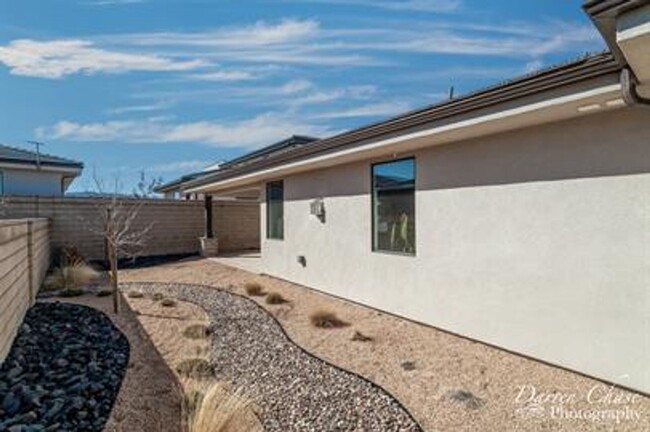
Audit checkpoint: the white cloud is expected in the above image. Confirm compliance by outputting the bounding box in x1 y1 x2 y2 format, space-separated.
524 60 544 74
121 19 320 47
280 79 313 94
291 0 461 12
186 70 258 82
0 39 205 79
149 160 208 173
107 100 172 114
85 0 146 5
40 114 337 149
290 84 376 106
312 101 411 119
2 17 598 81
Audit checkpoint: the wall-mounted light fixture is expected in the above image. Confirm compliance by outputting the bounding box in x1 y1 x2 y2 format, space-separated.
577 103 602 113
310 198 326 223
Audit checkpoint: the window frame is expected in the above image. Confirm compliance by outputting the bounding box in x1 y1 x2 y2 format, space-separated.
371 157 416 256
266 180 284 240
0 170 4 195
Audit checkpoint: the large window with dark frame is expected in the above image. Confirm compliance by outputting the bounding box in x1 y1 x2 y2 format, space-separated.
372 158 415 254
266 180 284 240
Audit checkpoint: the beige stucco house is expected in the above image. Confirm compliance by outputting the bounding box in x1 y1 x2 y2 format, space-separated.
0 144 83 197
168 1 650 394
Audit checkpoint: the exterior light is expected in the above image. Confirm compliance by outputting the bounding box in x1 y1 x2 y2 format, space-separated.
577 103 602 112
605 99 626 107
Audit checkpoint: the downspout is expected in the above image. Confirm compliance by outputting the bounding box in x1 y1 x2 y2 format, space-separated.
621 68 650 108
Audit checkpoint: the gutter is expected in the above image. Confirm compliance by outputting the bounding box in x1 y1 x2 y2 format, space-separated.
621 68 650 108
185 53 621 192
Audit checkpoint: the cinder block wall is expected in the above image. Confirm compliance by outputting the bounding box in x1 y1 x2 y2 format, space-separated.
215 201 260 252
0 218 49 362
2 197 259 261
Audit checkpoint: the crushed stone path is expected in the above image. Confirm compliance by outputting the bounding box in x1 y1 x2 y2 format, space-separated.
123 282 422 432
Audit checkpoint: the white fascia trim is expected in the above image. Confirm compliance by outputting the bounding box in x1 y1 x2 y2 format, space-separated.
616 4 650 42
188 83 622 193
0 162 82 175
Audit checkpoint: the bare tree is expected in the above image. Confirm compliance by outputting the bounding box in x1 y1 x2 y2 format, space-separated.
133 170 163 199
82 172 153 313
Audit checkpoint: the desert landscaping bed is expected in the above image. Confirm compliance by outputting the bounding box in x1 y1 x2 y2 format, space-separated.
0 302 128 431
47 293 183 432
123 281 422 432
122 258 650 432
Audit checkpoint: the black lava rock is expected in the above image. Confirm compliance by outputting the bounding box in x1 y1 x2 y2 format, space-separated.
0 302 129 431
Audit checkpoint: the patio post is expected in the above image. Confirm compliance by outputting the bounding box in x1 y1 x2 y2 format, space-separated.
200 194 219 257
204 194 213 239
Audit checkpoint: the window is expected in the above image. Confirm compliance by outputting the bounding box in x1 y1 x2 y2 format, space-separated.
0 171 4 195
266 181 284 239
372 158 415 254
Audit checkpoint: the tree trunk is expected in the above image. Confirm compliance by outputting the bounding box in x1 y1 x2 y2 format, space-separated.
109 243 120 314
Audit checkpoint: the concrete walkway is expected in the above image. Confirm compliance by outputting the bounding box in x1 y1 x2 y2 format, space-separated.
209 251 262 274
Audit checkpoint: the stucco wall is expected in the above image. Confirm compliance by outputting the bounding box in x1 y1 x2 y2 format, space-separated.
260 107 650 393
2 197 260 261
0 218 49 363
1 168 66 196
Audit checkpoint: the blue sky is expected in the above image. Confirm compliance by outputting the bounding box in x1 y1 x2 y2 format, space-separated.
0 0 605 193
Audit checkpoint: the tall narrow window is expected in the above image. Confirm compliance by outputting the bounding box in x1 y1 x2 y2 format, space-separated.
266 181 284 240
0 171 4 195
372 158 415 254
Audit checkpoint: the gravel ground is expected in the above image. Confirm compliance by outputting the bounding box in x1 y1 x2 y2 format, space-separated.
0 302 129 431
121 258 650 432
123 281 422 432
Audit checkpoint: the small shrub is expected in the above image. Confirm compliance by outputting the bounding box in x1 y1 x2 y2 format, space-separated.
265 292 288 305
96 289 113 297
161 298 176 307
52 245 85 268
183 324 211 340
183 380 256 432
127 290 144 299
351 331 373 342
244 282 264 296
310 310 349 329
152 292 164 301
401 361 416 371
43 263 100 291
449 390 485 410
59 287 85 297
176 358 214 378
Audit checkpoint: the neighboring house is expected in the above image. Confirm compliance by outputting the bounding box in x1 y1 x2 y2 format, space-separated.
0 144 83 196
157 135 318 199
169 2 650 393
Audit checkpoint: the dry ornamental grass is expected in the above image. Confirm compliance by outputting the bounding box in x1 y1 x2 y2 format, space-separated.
162 298 177 307
183 380 260 432
310 310 349 329
265 292 288 305
183 324 211 340
177 358 215 379
244 283 265 296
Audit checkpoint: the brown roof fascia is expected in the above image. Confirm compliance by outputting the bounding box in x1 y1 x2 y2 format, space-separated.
187 53 622 190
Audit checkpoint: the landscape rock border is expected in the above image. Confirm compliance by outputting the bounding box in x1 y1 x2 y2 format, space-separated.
0 302 130 431
122 281 423 432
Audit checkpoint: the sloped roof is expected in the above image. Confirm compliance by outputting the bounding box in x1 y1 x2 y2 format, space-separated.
155 135 318 193
185 51 622 191
0 143 83 169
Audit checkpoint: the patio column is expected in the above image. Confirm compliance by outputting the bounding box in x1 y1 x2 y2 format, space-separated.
204 194 213 239
200 194 219 257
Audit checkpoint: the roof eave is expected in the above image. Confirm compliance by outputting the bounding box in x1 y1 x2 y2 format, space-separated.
186 54 622 192
583 0 648 63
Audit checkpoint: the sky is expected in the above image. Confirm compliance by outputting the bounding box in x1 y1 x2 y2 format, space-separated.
0 0 606 193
